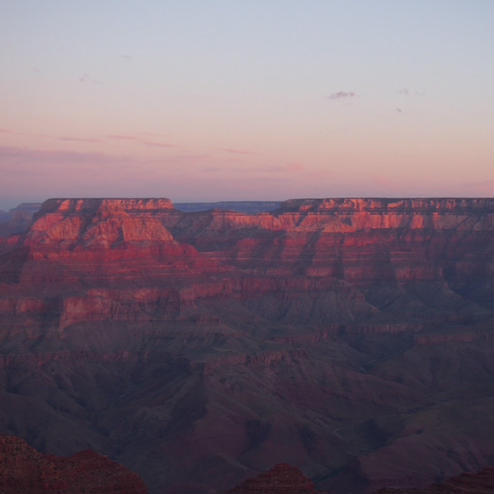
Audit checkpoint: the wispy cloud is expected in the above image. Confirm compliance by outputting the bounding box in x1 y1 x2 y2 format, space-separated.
166 153 209 161
105 134 173 147
0 145 172 203
59 136 100 143
0 145 130 170
141 141 174 148
0 146 141 189
397 88 425 96
138 131 168 138
0 145 217 205
223 148 254 155
328 91 356 100
106 134 137 141
78 73 102 85
266 163 305 173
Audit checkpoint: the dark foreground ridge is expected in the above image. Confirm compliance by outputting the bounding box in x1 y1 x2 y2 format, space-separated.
0 197 492 493
1 438 491 494
0 435 148 493
228 463 317 494
227 463 494 494
374 467 494 494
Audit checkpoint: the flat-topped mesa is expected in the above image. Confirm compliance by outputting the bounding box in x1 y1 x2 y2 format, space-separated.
277 198 494 213
163 197 493 237
36 198 175 217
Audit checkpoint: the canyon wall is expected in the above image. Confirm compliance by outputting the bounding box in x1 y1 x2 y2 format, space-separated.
0 197 492 494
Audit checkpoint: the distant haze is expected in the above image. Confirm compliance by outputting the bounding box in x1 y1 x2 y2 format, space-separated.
1 1 492 209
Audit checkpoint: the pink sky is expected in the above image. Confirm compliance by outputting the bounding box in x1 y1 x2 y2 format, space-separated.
1 1 492 208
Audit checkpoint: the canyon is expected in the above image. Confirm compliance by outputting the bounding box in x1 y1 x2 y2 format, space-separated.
0 197 492 493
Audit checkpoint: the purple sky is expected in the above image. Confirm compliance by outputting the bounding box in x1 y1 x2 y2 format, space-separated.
1 1 492 209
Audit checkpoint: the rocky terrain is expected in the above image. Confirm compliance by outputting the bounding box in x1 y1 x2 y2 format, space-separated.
228 464 494 494
0 200 280 239
228 463 316 494
0 197 492 494
0 435 147 493
375 467 493 494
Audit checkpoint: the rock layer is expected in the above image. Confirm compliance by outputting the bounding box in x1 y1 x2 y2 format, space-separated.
0 197 492 494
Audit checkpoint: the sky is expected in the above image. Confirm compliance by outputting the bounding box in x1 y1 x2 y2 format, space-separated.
0 0 492 209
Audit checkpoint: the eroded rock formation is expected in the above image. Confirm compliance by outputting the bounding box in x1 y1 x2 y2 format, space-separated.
0 197 492 494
